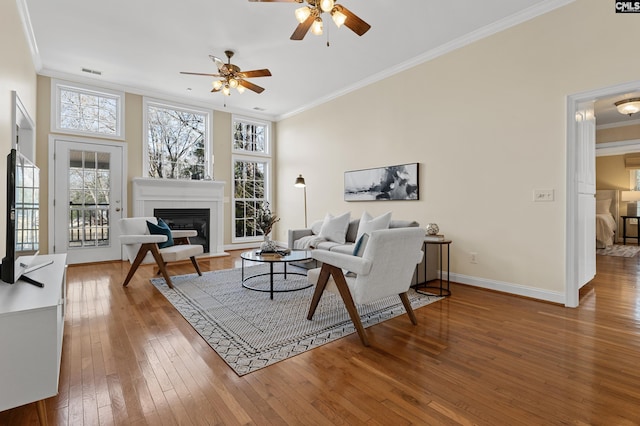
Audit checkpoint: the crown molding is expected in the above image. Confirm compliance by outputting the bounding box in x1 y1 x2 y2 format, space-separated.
16 0 42 72
276 0 575 121
596 118 640 130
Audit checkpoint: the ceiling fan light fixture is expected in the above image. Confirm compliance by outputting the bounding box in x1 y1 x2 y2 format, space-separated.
237 84 246 94
222 85 231 96
319 0 334 13
311 17 323 36
331 8 347 27
615 98 640 116
212 80 223 90
229 78 239 89
295 6 311 23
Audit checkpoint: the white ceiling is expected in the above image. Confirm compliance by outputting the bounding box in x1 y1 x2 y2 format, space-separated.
21 0 635 124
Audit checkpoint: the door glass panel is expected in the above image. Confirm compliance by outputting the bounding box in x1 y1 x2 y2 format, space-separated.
68 150 111 248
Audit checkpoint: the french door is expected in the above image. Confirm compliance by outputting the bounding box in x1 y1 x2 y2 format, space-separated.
50 138 125 264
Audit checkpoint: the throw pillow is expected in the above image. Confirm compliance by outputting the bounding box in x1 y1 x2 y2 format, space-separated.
352 233 370 257
318 212 351 244
147 218 174 249
596 199 611 214
356 211 392 241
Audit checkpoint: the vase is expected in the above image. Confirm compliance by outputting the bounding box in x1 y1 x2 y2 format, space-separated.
260 234 278 253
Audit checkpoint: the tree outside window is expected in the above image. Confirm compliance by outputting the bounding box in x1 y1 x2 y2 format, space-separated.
232 116 271 242
146 101 209 179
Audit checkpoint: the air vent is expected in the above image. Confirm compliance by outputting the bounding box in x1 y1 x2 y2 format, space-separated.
253 107 266 111
81 68 102 75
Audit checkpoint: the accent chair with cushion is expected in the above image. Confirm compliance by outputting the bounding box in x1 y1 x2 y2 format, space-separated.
306 227 426 346
119 217 203 289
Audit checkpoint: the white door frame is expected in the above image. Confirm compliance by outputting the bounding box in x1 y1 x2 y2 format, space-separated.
48 135 128 261
566 80 640 307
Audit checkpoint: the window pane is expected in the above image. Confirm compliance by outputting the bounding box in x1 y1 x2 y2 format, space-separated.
58 87 119 136
147 104 206 179
232 119 268 154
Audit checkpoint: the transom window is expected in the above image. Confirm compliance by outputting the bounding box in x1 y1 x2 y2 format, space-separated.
52 79 124 139
143 98 212 179
232 116 272 242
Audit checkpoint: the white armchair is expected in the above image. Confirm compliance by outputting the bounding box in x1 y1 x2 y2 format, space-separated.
307 227 425 346
119 217 203 289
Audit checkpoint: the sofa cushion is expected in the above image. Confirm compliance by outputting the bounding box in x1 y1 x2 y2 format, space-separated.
389 219 420 229
345 219 360 243
329 244 356 255
352 233 370 257
356 211 392 241
147 218 174 249
315 240 345 251
318 212 351 244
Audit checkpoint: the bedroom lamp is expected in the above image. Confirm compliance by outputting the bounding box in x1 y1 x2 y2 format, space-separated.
621 191 640 216
295 174 308 227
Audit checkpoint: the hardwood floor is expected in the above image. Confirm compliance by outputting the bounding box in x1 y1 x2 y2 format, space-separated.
1 251 640 425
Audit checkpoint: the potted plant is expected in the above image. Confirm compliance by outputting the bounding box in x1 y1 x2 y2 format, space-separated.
256 202 280 252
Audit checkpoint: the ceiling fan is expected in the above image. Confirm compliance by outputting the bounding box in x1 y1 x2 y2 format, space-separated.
180 50 272 96
249 0 371 40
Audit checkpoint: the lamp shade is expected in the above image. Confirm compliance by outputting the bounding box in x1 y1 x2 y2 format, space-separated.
621 191 640 202
294 174 306 187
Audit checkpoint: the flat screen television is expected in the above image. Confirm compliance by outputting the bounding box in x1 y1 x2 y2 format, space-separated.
0 149 48 285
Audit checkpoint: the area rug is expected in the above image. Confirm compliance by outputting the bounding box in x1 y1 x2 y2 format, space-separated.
150 265 442 376
596 245 640 258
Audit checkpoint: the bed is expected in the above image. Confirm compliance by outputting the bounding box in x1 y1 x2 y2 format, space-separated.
596 189 619 248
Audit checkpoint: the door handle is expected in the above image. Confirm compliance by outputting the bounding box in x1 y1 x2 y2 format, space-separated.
115 207 121 212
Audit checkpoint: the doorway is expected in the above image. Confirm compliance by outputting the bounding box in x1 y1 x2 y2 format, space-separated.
567 80 640 307
49 137 127 264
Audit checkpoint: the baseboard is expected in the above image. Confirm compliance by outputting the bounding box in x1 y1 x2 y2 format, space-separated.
450 272 565 304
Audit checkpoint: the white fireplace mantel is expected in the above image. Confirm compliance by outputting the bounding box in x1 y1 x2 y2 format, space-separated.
132 178 227 257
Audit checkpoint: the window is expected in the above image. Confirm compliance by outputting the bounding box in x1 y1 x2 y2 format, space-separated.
232 116 271 242
633 170 640 191
143 98 211 179
52 79 124 139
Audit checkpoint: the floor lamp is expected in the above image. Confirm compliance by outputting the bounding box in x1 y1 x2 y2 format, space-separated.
295 174 307 228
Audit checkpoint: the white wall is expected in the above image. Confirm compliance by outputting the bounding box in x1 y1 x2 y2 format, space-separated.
275 0 640 302
0 0 38 259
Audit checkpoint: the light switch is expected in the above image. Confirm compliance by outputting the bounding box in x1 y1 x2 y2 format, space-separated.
534 189 554 202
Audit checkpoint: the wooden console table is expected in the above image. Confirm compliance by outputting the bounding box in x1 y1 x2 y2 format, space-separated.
0 254 67 426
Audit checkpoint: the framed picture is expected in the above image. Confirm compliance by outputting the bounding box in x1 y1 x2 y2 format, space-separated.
344 163 419 201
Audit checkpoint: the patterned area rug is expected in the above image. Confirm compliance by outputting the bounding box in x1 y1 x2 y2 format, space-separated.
151 265 442 376
596 244 640 257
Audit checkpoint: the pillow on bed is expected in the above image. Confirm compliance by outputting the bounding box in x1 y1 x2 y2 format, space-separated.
596 199 612 214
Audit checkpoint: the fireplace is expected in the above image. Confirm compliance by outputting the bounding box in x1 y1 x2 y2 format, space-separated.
132 178 227 257
154 208 210 253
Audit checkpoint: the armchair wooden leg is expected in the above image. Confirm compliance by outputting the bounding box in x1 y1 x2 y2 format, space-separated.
307 264 331 320
148 244 174 289
328 265 370 347
399 292 418 325
122 243 174 289
190 256 202 276
122 243 152 287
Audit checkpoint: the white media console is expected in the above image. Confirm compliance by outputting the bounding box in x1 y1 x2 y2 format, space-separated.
0 254 67 425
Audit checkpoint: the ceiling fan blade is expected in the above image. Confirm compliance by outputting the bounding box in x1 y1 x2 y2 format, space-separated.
290 14 314 40
239 79 265 94
209 55 226 71
337 5 371 36
238 69 272 78
211 87 222 93
180 71 222 77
